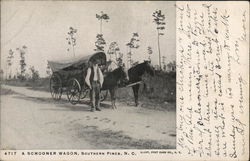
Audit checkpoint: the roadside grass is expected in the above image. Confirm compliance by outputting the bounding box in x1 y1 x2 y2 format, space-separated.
0 87 19 95
3 78 50 92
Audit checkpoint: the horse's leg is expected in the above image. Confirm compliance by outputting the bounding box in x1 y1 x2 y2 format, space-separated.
143 82 146 91
132 84 140 106
113 88 117 109
143 82 148 94
109 89 115 109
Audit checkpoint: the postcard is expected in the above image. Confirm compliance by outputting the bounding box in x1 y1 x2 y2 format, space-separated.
0 1 249 160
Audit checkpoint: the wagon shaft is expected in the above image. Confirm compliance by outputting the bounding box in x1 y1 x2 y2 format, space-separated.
126 81 143 87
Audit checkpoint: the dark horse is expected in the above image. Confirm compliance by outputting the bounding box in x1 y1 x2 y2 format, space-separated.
128 61 155 106
101 66 128 109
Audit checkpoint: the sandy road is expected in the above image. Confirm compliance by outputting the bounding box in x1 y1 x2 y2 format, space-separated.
1 85 176 149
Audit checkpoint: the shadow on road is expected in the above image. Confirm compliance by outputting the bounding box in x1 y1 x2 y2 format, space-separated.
13 95 113 112
75 124 176 149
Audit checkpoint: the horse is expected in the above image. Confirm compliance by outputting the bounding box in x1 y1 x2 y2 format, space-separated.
128 61 155 106
101 65 129 109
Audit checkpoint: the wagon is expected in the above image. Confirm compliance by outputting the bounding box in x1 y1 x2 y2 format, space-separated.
47 52 108 105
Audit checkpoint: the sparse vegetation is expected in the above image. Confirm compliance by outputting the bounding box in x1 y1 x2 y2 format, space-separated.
29 66 40 82
66 27 77 57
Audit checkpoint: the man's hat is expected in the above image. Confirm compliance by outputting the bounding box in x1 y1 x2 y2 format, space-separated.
92 58 100 64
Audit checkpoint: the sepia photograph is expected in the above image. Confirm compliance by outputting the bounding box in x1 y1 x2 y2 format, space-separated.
1 1 249 161
0 1 176 150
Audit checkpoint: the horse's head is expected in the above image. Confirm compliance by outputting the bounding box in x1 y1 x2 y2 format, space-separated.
115 65 129 86
143 60 155 76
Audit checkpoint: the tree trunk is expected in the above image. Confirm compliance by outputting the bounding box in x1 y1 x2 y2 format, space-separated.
157 29 161 70
126 47 129 68
100 19 102 34
71 36 75 57
115 52 118 64
6 64 8 80
72 45 75 57
10 67 12 79
130 48 132 67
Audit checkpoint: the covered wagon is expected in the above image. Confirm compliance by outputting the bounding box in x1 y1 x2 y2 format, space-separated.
47 51 108 104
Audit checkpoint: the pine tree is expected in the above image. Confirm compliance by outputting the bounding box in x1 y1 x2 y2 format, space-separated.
7 49 14 79
96 11 110 34
66 27 77 57
29 66 40 81
94 11 110 51
147 46 153 62
153 9 166 70
16 45 27 80
126 33 140 68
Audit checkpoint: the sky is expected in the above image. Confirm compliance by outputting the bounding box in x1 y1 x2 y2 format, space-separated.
1 1 176 77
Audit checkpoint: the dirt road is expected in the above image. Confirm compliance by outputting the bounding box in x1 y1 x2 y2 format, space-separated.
1 85 176 149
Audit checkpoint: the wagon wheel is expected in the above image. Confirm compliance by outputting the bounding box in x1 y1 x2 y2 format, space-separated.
67 78 81 105
100 90 108 102
50 73 62 101
80 82 89 99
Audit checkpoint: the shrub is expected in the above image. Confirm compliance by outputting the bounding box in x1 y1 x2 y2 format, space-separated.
141 71 176 102
116 71 176 103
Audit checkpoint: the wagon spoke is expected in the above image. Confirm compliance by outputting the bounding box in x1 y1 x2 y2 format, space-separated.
51 91 55 98
72 88 77 93
54 92 57 99
56 91 59 98
72 92 77 99
69 94 73 101
67 78 81 105
55 92 58 100
73 92 80 100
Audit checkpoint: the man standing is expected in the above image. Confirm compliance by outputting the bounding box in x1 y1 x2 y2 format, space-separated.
85 59 104 112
